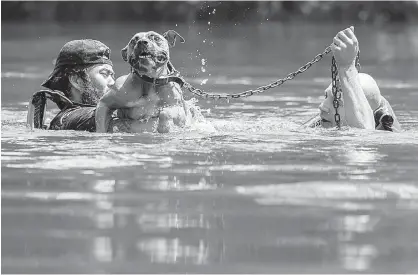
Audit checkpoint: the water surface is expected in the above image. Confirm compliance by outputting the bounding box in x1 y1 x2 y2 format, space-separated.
2 22 418 273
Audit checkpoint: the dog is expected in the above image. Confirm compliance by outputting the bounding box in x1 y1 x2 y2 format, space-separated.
95 30 190 133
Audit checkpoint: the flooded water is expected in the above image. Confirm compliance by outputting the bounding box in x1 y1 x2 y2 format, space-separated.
2 22 418 273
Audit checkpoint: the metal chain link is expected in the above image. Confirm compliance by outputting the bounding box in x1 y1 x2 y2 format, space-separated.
174 44 361 125
331 56 342 129
179 45 333 100
331 50 361 129
355 49 361 71
171 42 361 130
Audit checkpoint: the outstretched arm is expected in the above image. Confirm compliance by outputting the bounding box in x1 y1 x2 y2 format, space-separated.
338 66 375 129
331 27 374 129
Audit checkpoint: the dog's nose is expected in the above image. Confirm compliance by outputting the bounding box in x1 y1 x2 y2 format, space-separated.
137 40 149 46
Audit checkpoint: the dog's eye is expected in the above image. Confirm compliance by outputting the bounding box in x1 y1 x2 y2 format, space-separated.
150 35 161 43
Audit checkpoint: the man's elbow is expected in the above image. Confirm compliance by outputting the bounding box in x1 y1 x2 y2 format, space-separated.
359 73 382 111
363 117 375 130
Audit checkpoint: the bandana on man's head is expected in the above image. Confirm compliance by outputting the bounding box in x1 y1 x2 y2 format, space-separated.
42 39 113 90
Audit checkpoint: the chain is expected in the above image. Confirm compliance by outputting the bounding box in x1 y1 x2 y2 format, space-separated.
175 43 360 130
331 50 361 129
331 56 342 129
180 45 333 100
355 49 361 71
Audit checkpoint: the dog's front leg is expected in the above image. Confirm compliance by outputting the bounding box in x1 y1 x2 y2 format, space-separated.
157 109 174 133
96 87 132 133
95 89 120 133
156 105 188 133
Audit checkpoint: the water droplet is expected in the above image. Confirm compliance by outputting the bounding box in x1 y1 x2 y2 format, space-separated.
200 79 208 85
201 67 206 73
208 21 211 25
212 9 216 14
203 39 206 43
201 59 206 65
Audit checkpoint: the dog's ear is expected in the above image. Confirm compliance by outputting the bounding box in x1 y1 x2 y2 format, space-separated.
163 30 185 48
121 45 128 62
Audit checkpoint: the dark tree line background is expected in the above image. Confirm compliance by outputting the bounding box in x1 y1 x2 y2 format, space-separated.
2 1 418 24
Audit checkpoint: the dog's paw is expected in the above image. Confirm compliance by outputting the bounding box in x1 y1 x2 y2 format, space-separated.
157 110 173 133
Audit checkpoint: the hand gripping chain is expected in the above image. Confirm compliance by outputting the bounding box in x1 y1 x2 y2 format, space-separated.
177 42 360 131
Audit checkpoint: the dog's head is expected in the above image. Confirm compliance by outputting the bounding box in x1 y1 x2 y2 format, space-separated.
121 30 185 76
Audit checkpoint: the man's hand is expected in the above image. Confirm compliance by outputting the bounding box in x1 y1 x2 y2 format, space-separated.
330 26 359 69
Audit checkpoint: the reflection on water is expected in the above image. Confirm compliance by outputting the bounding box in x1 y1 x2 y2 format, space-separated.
339 147 384 180
2 22 418 273
137 213 212 232
93 237 113 263
142 175 218 191
139 238 209 265
342 148 384 165
340 243 378 272
335 215 380 272
82 178 224 268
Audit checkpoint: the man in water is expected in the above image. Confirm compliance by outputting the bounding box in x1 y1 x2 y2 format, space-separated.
28 39 143 132
307 26 401 131
29 28 399 133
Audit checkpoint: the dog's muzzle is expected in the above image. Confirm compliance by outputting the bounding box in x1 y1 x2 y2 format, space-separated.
134 41 168 63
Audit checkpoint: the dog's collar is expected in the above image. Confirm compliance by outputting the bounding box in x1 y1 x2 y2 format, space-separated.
132 62 185 87
133 71 185 87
